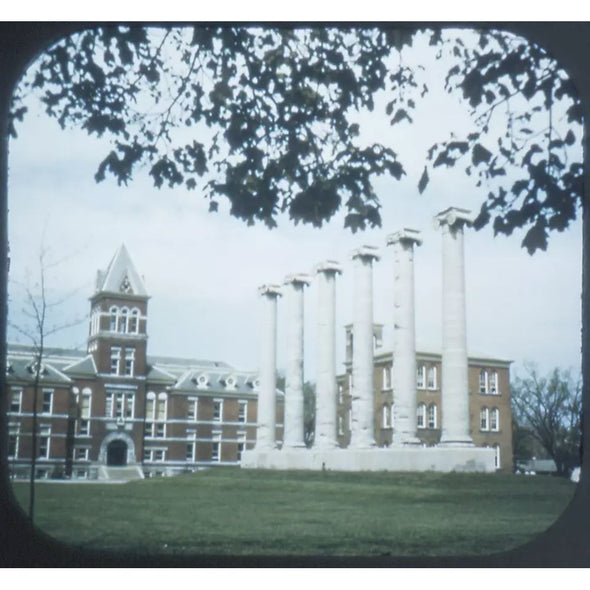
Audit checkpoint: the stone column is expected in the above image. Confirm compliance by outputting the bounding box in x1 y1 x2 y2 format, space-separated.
387 229 422 445
434 207 474 446
256 284 281 451
314 261 342 450
350 246 380 449
283 274 311 449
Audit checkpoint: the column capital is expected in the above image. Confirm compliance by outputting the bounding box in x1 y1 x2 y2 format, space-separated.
386 228 423 247
315 260 342 275
258 284 282 298
350 245 380 262
434 207 473 231
283 273 312 288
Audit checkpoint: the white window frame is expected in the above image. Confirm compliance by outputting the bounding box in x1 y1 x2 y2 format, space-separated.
124 347 136 377
427 404 437 429
416 365 426 389
129 308 140 333
494 445 501 469
156 392 167 421
489 371 499 395
109 306 118 332
238 400 247 424
8 425 19 459
75 447 89 461
211 431 221 462
38 427 51 458
479 370 488 394
390 403 395 429
480 407 489 431
105 393 114 417
110 346 121 375
417 403 426 429
187 397 198 422
490 408 500 432
338 414 344 436
382 366 392 390
41 388 54 414
10 388 22 413
213 399 223 423
118 307 129 333
427 366 437 390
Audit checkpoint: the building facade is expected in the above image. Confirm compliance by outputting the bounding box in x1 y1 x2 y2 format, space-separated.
336 325 513 471
6 245 283 480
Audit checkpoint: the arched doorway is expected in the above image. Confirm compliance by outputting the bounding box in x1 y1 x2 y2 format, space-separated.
107 439 128 466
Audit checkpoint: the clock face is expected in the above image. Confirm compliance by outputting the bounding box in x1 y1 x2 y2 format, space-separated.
120 276 132 293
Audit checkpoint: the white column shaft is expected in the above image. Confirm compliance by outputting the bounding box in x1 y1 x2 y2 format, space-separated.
315 270 338 449
392 240 420 444
283 282 306 448
257 292 278 450
350 255 376 448
440 224 472 445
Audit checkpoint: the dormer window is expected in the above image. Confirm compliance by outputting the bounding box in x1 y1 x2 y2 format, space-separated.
120 275 132 293
225 376 236 389
196 374 209 389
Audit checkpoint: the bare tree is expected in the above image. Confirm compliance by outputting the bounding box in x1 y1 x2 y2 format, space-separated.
511 363 582 477
9 245 85 522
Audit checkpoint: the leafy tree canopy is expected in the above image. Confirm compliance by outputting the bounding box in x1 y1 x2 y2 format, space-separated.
10 25 583 252
511 364 582 476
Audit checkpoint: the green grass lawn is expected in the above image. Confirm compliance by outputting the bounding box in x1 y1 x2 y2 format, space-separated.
10 468 576 557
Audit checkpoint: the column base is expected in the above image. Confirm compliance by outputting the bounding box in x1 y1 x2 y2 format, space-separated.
438 435 474 447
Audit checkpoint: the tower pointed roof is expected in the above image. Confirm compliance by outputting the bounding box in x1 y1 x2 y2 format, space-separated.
95 244 148 297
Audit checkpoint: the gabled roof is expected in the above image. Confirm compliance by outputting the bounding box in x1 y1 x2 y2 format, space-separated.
95 244 148 297
62 355 98 378
6 357 72 385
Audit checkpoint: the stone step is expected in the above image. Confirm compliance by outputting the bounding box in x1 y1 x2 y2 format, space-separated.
98 465 144 482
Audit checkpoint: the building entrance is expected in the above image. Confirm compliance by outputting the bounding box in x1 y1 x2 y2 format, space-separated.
106 440 128 466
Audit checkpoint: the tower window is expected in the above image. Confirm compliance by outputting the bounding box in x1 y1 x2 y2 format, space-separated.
110 346 121 375
124 347 136 376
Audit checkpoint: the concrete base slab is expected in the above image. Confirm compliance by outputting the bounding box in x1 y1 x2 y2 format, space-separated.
241 446 496 473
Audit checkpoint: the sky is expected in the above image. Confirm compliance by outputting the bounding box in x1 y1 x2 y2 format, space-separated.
6 27 583 382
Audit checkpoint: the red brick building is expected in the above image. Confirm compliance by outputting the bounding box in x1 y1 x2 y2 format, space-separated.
6 245 270 480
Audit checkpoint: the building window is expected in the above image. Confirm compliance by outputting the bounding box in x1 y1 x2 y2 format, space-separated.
490 408 500 432
129 308 139 333
38 428 51 458
427 404 437 429
124 347 136 376
237 433 246 461
390 403 395 429
110 346 121 375
213 400 222 422
42 389 53 414
211 437 221 462
79 420 90 436
118 307 128 333
479 370 487 394
186 441 196 462
494 444 501 469
155 423 166 438
10 389 22 413
489 371 498 394
187 398 198 422
110 306 118 331
75 448 89 461
156 393 167 421
417 365 426 389
427 366 437 390
480 407 489 431
382 404 392 429
105 393 113 417
8 426 19 458
106 392 134 419
417 403 426 429
155 450 165 462
338 383 344 404
338 414 344 436
382 366 392 390
238 401 247 423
